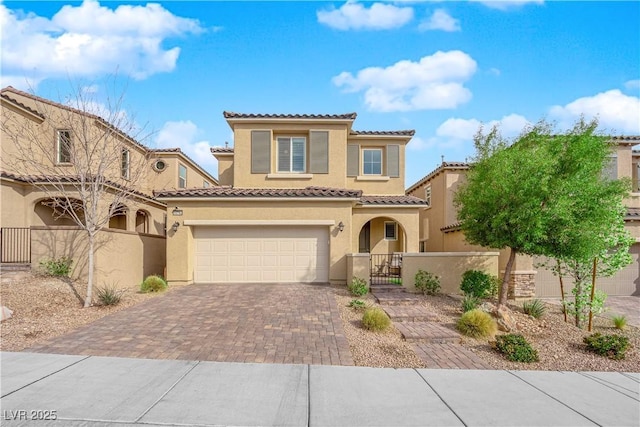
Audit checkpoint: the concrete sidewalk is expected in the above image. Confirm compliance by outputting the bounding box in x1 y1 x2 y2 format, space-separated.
1 352 638 427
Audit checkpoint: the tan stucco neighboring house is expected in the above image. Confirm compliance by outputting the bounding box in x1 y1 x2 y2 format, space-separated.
406 137 640 298
156 111 428 286
0 86 217 287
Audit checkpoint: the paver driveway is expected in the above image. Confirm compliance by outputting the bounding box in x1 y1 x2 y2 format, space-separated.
28 284 354 365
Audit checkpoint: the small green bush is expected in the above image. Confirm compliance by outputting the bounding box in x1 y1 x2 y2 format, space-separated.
414 270 440 295
348 277 368 297
40 256 73 277
140 275 168 293
362 308 391 331
96 284 125 306
612 315 627 330
495 334 539 363
456 309 497 338
460 270 498 298
462 294 480 313
522 299 546 319
583 333 629 360
348 299 367 310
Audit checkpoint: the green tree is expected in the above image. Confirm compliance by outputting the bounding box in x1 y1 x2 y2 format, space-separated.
455 118 630 311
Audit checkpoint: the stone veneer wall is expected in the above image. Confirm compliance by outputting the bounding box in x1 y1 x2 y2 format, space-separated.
504 270 537 300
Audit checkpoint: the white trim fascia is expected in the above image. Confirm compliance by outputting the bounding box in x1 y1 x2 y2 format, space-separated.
267 173 313 179
356 176 389 181
184 219 336 226
156 197 360 202
211 152 234 157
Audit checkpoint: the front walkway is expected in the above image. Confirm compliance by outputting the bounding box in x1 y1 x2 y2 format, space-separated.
27 283 353 366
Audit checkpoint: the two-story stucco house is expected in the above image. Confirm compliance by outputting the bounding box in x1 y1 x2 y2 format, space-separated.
156 112 428 286
0 86 217 286
407 137 640 298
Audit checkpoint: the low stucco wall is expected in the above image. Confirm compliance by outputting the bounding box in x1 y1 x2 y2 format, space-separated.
31 226 166 289
401 252 499 294
346 253 370 287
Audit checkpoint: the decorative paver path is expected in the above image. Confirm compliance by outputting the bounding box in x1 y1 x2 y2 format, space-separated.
28 283 353 366
373 290 491 369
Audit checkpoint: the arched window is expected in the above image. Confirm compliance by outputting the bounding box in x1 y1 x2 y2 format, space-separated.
135 210 149 233
35 198 84 226
109 204 128 230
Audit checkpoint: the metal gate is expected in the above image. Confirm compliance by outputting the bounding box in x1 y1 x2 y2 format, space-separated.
370 253 402 285
0 227 31 263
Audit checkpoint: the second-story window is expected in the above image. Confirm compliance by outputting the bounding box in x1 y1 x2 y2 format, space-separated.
424 184 432 207
277 137 306 173
362 148 382 175
121 149 130 179
178 164 187 188
57 130 72 164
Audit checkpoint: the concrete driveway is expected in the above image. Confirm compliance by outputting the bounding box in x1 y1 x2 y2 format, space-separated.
27 283 354 365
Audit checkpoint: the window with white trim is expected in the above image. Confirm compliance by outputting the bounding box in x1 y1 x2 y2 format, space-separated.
277 137 306 172
363 148 382 175
121 149 130 179
178 164 187 188
424 184 431 207
57 130 72 164
384 221 397 240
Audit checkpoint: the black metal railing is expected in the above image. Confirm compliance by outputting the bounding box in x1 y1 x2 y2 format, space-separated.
0 227 31 263
370 253 402 285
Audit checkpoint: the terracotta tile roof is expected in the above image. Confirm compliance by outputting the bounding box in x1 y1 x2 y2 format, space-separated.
359 195 428 206
210 147 234 154
223 111 357 120
155 186 362 199
351 130 415 136
406 162 470 194
441 222 462 233
626 207 640 219
610 136 640 142
0 171 156 201
1 93 45 119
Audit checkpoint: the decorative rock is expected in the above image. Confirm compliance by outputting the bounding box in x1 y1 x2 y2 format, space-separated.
1 306 13 321
480 302 495 313
494 307 517 332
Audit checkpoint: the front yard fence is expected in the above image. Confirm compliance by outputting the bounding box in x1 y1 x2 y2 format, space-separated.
0 227 31 263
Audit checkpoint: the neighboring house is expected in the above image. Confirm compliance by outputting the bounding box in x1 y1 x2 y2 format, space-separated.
156 111 427 285
406 137 640 298
0 86 217 286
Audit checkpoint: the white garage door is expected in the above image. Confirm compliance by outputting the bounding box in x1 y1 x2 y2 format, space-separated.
534 244 640 297
194 226 329 283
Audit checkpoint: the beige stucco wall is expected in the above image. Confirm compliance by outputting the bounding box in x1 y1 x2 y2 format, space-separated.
0 181 28 227
346 253 370 287
401 252 499 294
344 137 406 195
351 207 420 254
165 200 355 285
147 154 215 191
30 227 166 292
216 156 234 186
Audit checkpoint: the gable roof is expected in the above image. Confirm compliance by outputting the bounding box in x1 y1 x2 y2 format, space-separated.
406 162 470 194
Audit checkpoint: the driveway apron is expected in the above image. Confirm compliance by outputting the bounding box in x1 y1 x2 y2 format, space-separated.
27 283 354 366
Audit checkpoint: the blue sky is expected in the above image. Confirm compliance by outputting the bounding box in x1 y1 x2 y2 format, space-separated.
2 0 639 187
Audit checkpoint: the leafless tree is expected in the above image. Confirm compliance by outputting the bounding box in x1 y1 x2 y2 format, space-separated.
1 81 152 307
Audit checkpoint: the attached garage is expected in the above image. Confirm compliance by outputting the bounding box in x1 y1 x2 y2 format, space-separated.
534 244 640 297
193 225 330 283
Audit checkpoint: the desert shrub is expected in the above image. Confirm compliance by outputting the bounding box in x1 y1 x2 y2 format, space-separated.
40 256 73 277
362 308 391 331
140 275 168 293
522 299 546 319
612 315 627 330
460 270 498 298
462 294 480 312
348 299 367 310
495 334 539 363
583 333 629 360
96 284 125 306
348 277 368 297
414 270 440 295
456 309 497 338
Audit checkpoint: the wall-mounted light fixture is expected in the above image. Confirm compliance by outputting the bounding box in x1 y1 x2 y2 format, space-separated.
337 221 345 232
172 207 183 216
171 221 180 232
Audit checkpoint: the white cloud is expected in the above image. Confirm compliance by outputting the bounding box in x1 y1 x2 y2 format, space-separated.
317 1 413 30
549 89 640 134
625 79 640 91
418 9 460 32
333 50 477 112
474 1 544 11
0 0 203 89
437 113 530 141
407 136 436 151
488 67 501 76
155 121 217 175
